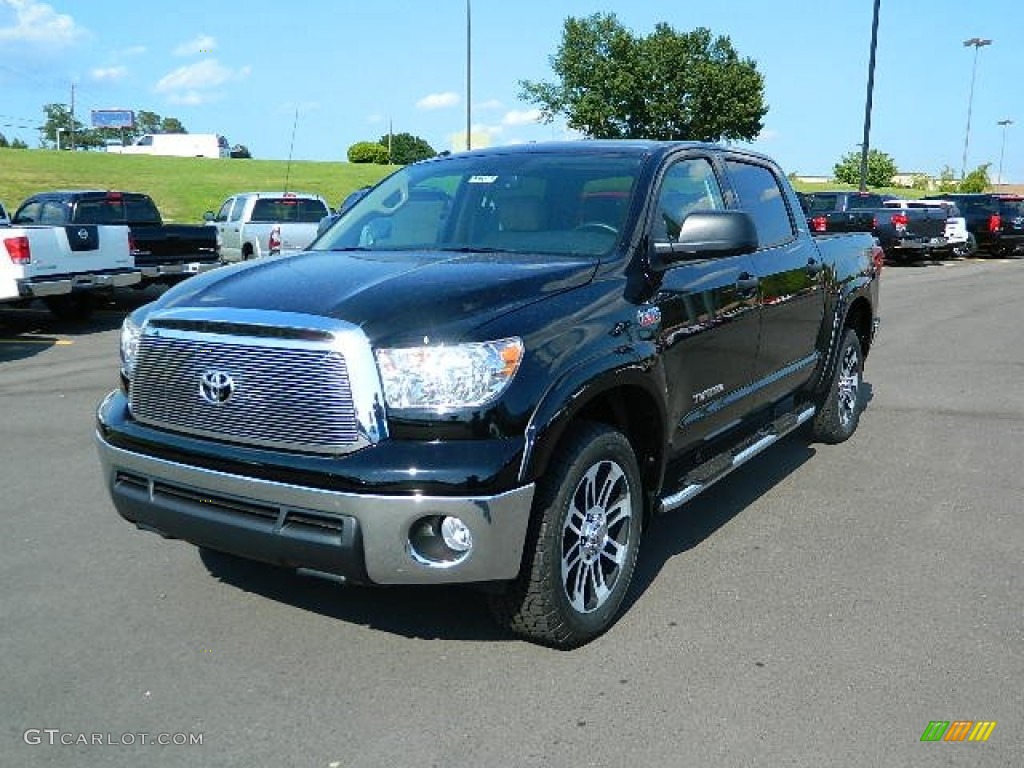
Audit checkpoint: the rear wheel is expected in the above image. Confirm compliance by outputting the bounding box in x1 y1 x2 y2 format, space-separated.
808 328 863 444
488 422 643 648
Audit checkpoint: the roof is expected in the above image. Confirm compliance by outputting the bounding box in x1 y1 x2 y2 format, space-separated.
429 139 778 166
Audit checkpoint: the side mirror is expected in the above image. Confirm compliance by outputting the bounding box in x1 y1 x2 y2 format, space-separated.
202 211 216 222
652 210 758 267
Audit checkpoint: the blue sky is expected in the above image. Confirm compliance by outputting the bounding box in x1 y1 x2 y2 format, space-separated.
0 0 1021 182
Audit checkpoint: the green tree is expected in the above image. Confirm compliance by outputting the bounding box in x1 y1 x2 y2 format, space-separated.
135 110 162 135
959 163 990 193
348 141 389 164
378 132 435 165
10 138 28 149
832 149 897 188
936 166 959 193
519 13 766 141
41 103 96 149
0 132 8 148
160 116 187 134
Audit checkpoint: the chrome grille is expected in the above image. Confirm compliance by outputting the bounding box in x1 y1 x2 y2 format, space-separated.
130 334 360 453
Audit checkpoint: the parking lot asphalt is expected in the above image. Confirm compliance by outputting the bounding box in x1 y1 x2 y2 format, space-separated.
1 259 1021 767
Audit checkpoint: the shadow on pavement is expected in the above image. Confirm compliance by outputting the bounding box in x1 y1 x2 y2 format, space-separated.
198 548 508 643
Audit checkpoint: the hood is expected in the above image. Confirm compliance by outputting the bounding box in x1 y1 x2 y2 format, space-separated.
152 248 598 345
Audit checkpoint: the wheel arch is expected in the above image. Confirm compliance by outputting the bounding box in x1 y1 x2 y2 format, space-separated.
844 295 874 359
520 364 667 520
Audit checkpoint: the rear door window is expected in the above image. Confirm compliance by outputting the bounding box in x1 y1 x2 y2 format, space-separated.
724 160 795 249
250 198 328 223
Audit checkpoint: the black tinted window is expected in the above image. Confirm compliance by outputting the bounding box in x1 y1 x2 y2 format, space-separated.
847 194 886 209
803 194 837 214
251 198 328 223
725 160 795 249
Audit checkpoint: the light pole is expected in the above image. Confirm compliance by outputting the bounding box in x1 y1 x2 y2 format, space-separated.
997 119 1013 185
961 37 992 180
858 0 881 193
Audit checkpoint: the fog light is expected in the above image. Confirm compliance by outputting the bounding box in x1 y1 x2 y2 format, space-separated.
440 516 473 552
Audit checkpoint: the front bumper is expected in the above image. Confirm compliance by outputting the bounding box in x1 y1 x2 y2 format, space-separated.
95 395 535 586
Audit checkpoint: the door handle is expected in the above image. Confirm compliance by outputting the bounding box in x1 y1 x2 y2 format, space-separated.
735 272 760 298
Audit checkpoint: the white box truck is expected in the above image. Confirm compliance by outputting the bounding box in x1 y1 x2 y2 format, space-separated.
106 133 229 159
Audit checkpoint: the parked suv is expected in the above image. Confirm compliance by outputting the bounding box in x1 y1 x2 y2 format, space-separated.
922 193 1024 256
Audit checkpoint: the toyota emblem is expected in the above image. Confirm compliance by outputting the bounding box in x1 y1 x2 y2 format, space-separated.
199 370 235 404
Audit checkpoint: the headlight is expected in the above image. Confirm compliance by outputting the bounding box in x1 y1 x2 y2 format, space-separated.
120 313 143 379
375 337 523 410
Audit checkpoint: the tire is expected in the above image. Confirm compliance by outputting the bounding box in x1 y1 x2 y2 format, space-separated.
488 422 643 648
42 293 95 321
808 328 863 444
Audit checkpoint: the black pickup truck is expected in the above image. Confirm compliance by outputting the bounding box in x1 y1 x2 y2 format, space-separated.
95 141 881 648
922 192 1024 256
801 190 948 261
13 191 221 285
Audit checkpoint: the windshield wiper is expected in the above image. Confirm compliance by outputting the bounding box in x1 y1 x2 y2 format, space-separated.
434 246 512 254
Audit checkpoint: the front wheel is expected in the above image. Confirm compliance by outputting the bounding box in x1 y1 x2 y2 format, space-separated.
808 328 863 444
488 422 643 648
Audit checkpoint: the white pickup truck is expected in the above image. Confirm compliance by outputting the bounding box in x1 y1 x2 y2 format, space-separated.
1 223 140 319
204 192 329 263
882 198 974 258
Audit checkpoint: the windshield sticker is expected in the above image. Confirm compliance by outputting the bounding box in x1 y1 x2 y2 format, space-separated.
468 175 499 184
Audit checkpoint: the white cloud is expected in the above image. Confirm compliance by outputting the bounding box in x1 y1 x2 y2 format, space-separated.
476 99 504 111
117 45 146 58
167 90 206 106
0 0 84 46
757 128 780 142
417 91 459 110
90 65 126 82
174 34 216 56
502 109 542 127
154 59 249 106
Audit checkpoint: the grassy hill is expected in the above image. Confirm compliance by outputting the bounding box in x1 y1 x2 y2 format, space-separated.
0 148 396 223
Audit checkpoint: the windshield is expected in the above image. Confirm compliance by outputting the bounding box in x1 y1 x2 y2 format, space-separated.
312 150 646 257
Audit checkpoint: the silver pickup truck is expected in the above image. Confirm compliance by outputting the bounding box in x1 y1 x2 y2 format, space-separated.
204 192 330 263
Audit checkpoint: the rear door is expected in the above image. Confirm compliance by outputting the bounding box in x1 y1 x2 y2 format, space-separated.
724 157 825 402
648 153 761 457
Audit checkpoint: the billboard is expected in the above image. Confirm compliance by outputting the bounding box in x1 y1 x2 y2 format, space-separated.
91 109 135 129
